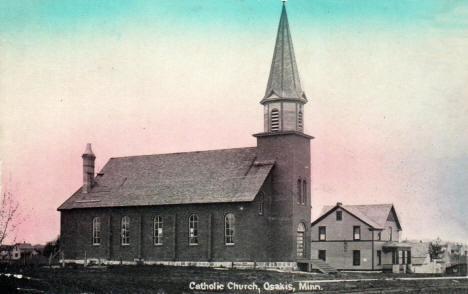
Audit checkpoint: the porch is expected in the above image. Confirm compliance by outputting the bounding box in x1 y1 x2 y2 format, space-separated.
382 241 412 273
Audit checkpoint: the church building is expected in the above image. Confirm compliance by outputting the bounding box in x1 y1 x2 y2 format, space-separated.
58 3 313 270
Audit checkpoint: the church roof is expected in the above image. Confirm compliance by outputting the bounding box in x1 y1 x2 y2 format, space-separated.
261 3 307 104
312 203 402 230
58 147 273 210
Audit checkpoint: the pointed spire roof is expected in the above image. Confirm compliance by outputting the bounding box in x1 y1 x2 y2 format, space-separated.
261 3 307 104
82 143 96 158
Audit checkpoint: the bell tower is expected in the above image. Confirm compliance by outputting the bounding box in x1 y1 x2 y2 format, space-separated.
261 2 307 133
255 2 313 262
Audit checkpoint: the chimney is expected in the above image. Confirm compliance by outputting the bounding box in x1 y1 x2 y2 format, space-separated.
337 202 343 206
82 143 96 193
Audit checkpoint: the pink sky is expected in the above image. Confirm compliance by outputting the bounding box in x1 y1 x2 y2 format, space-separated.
1 1 468 245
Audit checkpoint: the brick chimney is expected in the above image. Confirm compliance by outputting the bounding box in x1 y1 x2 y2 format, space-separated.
337 202 343 206
82 143 95 193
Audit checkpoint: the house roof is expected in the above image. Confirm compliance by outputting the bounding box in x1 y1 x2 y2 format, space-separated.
261 3 307 104
58 147 273 210
312 203 402 230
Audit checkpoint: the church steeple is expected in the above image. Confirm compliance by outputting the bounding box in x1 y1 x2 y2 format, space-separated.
262 3 307 104
261 2 307 133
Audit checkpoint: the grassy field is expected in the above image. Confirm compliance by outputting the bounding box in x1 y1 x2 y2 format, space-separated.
0 265 467 294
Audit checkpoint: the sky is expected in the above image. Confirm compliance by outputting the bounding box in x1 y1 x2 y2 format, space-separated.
1 0 467 245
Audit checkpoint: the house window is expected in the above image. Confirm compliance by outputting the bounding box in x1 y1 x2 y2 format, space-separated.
389 227 393 241
377 250 382 265
377 231 381 241
353 226 361 240
270 109 280 132
297 223 306 257
153 216 163 245
224 213 235 245
298 111 303 130
407 251 411 264
302 180 307 204
189 214 199 245
258 193 264 215
336 211 342 221
318 250 326 261
353 250 360 266
319 226 326 241
92 217 101 245
121 216 130 245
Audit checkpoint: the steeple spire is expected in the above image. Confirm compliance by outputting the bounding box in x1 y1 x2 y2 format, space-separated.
261 2 306 104
259 2 308 133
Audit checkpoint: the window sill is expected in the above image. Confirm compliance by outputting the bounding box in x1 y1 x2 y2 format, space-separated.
154 243 163 246
121 244 130 246
92 243 101 246
225 243 235 246
189 243 199 246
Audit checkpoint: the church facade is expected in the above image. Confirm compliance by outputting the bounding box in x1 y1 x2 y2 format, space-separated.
58 3 313 270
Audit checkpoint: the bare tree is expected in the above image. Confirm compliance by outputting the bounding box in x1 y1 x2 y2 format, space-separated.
0 189 20 245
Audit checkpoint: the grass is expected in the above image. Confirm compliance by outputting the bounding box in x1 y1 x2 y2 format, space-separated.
0 264 467 293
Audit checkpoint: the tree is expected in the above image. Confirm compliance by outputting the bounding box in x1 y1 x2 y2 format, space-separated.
429 241 444 261
43 236 60 258
0 189 20 245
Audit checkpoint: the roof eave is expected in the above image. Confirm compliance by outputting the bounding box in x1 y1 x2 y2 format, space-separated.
311 204 380 229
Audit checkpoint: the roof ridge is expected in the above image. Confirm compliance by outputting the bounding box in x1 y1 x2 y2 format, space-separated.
109 146 257 160
344 203 393 207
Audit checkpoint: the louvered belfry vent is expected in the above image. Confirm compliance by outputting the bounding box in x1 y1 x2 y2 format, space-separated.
271 109 280 131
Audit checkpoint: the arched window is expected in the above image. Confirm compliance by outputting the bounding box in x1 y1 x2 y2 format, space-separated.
298 111 303 130
302 180 307 204
225 213 235 245
92 217 101 245
297 179 302 204
258 192 264 215
153 216 163 245
389 227 393 241
297 223 306 257
270 109 280 132
189 214 199 245
121 216 130 245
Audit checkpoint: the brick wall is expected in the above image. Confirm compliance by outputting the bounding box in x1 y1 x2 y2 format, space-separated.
256 132 312 261
61 182 281 263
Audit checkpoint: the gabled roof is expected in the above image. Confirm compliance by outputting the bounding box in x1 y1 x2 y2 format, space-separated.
261 3 307 104
312 203 402 230
58 147 273 210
